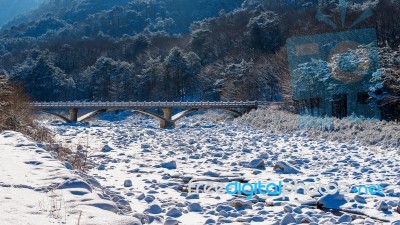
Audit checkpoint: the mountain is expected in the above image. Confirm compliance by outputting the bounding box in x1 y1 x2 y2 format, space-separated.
1 0 244 36
0 0 399 108
0 0 46 29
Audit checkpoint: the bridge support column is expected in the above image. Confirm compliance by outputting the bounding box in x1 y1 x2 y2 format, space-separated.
161 108 175 128
69 108 78 123
244 108 253 114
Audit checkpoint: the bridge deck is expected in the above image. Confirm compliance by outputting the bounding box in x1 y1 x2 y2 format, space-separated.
30 101 273 109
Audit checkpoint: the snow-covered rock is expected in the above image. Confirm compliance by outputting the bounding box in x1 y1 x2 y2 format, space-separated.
160 161 177 170
377 201 390 211
248 158 265 168
57 178 93 192
124 179 133 187
101 144 114 152
354 195 367 204
166 208 182 217
337 214 353 223
317 193 347 209
146 204 163 214
273 161 302 174
280 213 296 225
188 203 203 212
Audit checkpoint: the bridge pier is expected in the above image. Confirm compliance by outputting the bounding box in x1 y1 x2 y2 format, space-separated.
161 108 175 128
69 108 78 123
244 108 253 114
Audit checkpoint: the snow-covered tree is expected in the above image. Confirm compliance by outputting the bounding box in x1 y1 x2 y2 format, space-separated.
247 11 281 53
0 70 11 96
163 47 190 100
85 57 134 101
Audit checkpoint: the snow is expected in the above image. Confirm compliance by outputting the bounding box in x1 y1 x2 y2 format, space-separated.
0 131 141 225
3 110 400 224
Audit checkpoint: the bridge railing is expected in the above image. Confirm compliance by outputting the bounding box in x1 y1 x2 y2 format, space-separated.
30 100 278 109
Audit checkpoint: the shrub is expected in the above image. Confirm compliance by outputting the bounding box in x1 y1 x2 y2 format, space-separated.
0 71 52 142
236 106 400 149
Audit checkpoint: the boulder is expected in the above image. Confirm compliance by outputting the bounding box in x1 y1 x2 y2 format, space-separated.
188 203 203 212
248 159 265 168
377 201 390 211
317 192 347 209
337 214 352 223
273 161 302 174
147 204 163 214
280 213 296 225
124 180 133 188
101 144 114 153
57 178 92 192
166 208 182 218
161 161 177 170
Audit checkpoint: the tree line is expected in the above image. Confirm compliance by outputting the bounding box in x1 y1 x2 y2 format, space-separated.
0 0 399 120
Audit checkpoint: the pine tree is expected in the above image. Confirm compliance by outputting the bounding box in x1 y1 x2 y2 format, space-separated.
164 47 190 100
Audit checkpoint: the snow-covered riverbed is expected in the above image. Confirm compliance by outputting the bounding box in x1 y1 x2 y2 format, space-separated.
44 111 400 225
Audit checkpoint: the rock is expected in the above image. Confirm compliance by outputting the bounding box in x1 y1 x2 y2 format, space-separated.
57 178 92 192
84 201 119 213
118 199 131 208
98 164 106 170
164 219 179 225
229 200 251 209
166 208 182 218
101 144 113 152
293 207 302 214
65 162 73 170
273 161 302 174
258 152 269 159
300 217 312 223
283 205 293 213
124 180 133 187
161 161 177 170
252 216 264 222
354 195 367 204
280 213 296 225
205 218 216 224
377 201 390 211
186 194 199 200
147 204 163 214
248 159 265 168
317 193 347 209
203 171 220 177
188 203 203 212
235 217 250 222
218 210 229 217
216 205 234 212
144 195 155 203
137 193 145 200
338 214 352 223
132 213 149 224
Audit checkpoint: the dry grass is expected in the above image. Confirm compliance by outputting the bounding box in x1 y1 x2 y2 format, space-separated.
236 106 400 149
0 81 88 170
37 189 66 221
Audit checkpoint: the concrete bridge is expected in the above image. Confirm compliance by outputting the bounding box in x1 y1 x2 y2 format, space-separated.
31 101 268 128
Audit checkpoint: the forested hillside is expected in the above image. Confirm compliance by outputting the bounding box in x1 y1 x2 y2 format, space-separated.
0 0 399 108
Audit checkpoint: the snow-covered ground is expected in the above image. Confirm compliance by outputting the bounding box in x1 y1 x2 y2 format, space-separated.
0 131 141 225
3 111 399 225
